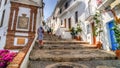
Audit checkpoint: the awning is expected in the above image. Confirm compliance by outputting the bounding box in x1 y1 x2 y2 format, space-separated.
110 0 120 9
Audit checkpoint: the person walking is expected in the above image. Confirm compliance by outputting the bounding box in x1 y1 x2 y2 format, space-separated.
37 26 44 48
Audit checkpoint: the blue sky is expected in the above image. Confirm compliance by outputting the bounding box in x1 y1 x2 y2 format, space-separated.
43 0 57 21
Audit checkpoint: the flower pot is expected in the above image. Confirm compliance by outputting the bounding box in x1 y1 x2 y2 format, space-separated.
96 41 102 49
75 36 81 41
115 50 120 59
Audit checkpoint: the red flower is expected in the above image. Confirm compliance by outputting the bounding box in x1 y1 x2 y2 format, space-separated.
97 0 102 5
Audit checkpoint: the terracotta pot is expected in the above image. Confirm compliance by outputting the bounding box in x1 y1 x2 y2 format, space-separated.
96 41 102 49
115 50 120 59
75 36 81 41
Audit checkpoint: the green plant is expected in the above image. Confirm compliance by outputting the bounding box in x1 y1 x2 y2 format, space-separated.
70 27 77 36
76 24 82 33
93 11 102 36
112 23 120 50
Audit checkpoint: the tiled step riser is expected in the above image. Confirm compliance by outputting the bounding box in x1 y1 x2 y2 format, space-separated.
28 60 120 68
43 34 62 41
34 42 93 50
30 57 116 62
44 42 89 44
33 42 92 50
38 47 96 50
33 46 96 50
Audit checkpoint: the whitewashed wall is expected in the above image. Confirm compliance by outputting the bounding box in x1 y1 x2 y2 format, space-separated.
56 0 89 40
89 0 120 51
0 0 10 49
100 11 113 51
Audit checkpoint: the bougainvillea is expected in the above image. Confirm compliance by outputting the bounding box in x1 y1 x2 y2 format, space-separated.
0 50 16 68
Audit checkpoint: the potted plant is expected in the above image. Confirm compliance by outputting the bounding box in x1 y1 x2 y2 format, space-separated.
70 27 77 39
116 45 120 59
112 23 120 59
76 24 82 40
93 11 103 49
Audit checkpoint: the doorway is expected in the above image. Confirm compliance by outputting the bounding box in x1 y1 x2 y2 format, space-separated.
64 19 66 28
108 20 118 50
68 18 71 29
91 22 96 44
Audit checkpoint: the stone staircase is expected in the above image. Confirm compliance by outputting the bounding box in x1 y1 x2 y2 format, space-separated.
43 33 63 41
28 34 119 68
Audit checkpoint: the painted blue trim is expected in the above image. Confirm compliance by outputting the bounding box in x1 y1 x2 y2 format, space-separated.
108 20 118 51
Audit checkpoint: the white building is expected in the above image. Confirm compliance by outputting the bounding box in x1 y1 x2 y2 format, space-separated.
0 0 44 50
50 0 120 51
95 0 120 51
0 0 10 49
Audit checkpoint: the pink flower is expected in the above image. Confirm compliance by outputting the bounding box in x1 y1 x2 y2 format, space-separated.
0 50 17 68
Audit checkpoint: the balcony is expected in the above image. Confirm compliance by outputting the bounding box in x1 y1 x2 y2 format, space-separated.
97 0 115 10
58 0 81 18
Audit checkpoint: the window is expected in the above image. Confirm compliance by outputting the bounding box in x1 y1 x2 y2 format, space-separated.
64 19 66 28
61 20 63 25
0 10 5 27
65 2 68 9
68 18 71 29
65 0 71 9
56 17 57 22
60 8 62 14
0 0 2 7
53 16 55 19
75 11 78 23
4 0 7 5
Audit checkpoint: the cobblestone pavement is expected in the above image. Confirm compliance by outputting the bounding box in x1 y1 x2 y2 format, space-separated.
33 43 96 50
28 34 119 68
29 43 118 68
30 49 116 61
28 60 120 68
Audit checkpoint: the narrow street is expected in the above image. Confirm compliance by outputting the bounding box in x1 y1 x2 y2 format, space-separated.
0 0 120 68
28 33 120 68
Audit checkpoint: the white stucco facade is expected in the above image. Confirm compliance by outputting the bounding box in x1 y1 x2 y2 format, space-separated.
49 0 120 51
0 0 10 49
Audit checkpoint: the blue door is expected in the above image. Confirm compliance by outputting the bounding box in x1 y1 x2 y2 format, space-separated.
108 20 118 51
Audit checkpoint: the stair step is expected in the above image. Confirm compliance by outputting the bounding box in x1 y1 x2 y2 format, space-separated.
28 33 117 68
33 43 96 50
43 41 89 44
28 60 120 68
29 49 116 62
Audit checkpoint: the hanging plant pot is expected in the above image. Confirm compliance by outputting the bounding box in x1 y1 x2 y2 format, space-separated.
115 50 120 59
